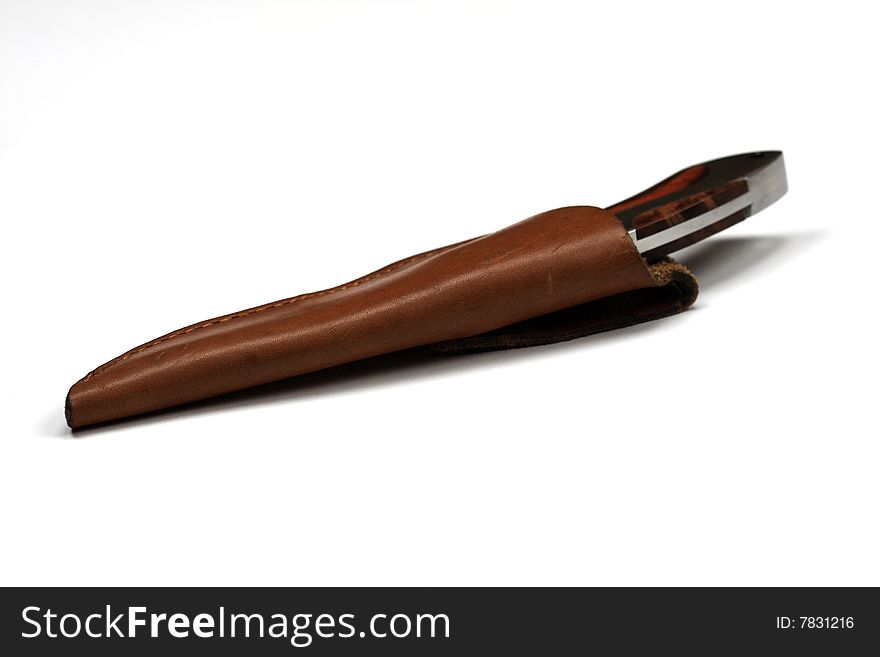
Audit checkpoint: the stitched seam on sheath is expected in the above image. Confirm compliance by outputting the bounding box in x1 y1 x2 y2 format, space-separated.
82 247 445 383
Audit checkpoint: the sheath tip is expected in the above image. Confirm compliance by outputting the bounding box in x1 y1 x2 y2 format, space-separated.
64 389 74 429
65 382 86 430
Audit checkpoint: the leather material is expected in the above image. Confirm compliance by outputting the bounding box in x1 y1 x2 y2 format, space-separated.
66 206 695 428
428 258 697 354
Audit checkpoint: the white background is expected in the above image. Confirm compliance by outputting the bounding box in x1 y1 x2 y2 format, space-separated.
1 0 877 586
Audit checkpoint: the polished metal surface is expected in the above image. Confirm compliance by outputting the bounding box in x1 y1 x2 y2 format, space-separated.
746 152 788 216
632 193 752 254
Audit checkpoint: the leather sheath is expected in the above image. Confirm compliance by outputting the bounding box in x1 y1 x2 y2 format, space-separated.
66 206 698 428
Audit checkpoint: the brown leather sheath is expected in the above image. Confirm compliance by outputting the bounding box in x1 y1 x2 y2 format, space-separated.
66 206 698 428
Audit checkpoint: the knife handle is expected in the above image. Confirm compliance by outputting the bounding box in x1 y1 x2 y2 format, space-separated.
607 164 708 215
607 151 784 260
